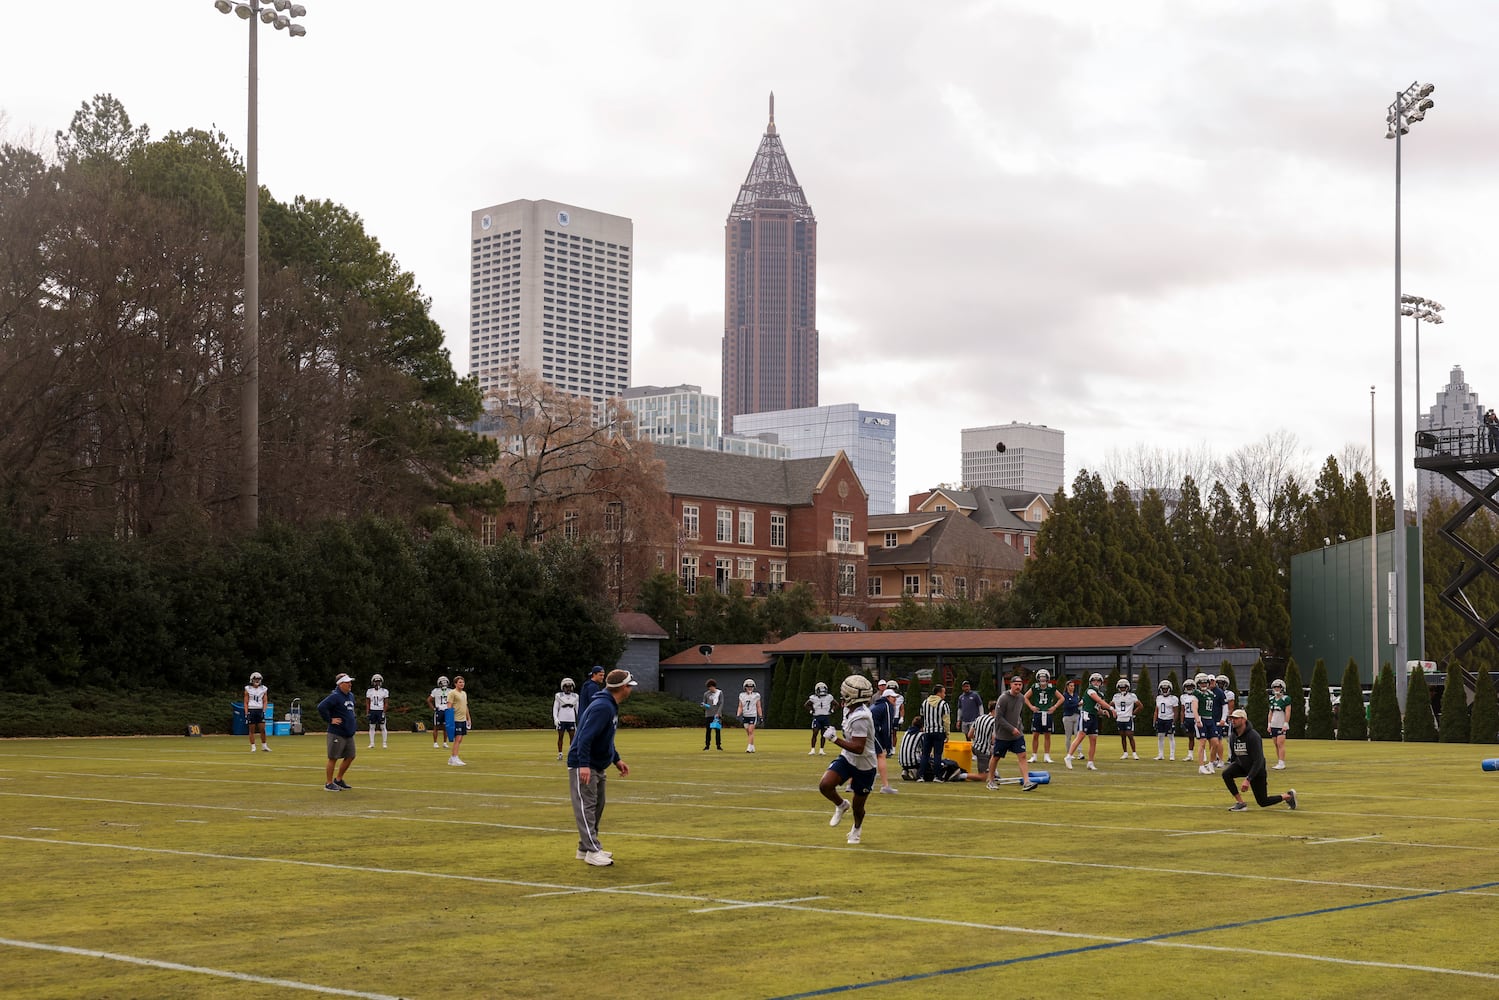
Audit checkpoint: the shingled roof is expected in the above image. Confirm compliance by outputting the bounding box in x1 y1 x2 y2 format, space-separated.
868 509 1025 571
655 445 863 506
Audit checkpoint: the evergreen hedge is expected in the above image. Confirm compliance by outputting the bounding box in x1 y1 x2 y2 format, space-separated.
1336 659 1367 741
1439 663 1471 743
1403 665 1438 742
1284 658 1306 740
1369 663 1402 741
1247 659 1269 730
1471 665 1499 745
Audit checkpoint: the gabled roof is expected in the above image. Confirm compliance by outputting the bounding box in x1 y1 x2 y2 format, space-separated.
729 95 815 223
770 625 1196 658
867 509 1025 571
656 445 862 506
660 643 776 668
614 612 668 639
919 486 1050 533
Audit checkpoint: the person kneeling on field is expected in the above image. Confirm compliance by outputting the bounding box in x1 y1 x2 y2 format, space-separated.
1222 709 1297 813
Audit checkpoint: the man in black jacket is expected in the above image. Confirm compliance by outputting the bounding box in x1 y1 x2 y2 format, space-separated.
1223 709 1297 812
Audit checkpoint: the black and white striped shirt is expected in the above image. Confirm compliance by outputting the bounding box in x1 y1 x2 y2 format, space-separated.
921 696 949 734
970 713 997 756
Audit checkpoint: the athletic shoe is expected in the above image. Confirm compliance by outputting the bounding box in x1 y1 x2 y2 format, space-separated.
879 785 898 794
1154 755 1165 760
1064 756 1073 770
1020 781 1038 792
1086 761 1098 771
818 749 827 755
250 746 257 752
1027 754 1037 763
846 827 862 845
1131 752 1139 760
1273 761 1286 770
583 850 614 867
829 800 849 826
576 849 612 860
369 743 375 749
1121 753 1130 760
1169 756 1176 761
261 745 270 753
808 748 817 755
333 779 351 789
449 758 466 767
1228 801 1248 812
323 782 340 792
1043 755 1053 764
1214 762 1226 770
1286 788 1298 811
985 780 999 790
558 752 564 760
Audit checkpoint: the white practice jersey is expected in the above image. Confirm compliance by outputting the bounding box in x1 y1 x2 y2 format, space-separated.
1156 694 1179 721
808 693 835 715
839 705 878 771
244 684 268 709
739 691 763 717
366 687 389 711
430 687 449 711
1112 692 1140 723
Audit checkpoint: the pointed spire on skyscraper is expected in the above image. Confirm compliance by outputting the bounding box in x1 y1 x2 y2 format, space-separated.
768 91 776 134
730 94 812 222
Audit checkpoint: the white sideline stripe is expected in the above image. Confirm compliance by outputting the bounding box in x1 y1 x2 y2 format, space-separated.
0 937 404 999
693 895 827 913
1149 939 1499 981
1308 835 1382 845
525 881 670 898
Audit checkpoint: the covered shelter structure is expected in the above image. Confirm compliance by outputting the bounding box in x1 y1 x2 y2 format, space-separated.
767 626 1196 692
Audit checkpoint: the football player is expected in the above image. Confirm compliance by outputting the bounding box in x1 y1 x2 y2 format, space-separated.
1268 678 1293 770
1113 678 1141 760
1153 679 1180 760
819 675 878 845
805 681 839 755
245 671 270 753
1024 668 1059 764
366 674 389 749
1064 673 1115 771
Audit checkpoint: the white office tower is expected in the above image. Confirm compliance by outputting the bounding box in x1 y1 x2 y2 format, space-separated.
961 423 1064 495
469 199 632 403
732 404 897 514
621 384 721 451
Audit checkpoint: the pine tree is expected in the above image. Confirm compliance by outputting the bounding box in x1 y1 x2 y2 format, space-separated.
1402 664 1437 742
1337 658 1368 740
1284 658 1307 740
767 656 792 728
1369 662 1402 741
977 664 998 713
1135 665 1155 730
1439 663 1471 743
1471 665 1499 745
1247 659 1269 730
1101 668 1121 736
1307 659 1336 740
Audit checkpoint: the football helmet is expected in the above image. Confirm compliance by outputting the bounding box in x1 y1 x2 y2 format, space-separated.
744 679 755 689
840 674 874 707
1195 673 1210 688
1158 680 1173 695
437 676 450 689
1271 679 1286 693
814 681 829 696
1089 672 1104 686
1217 674 1231 688
561 678 575 691
1035 668 1051 683
249 671 263 685
371 674 383 687
1117 679 1131 693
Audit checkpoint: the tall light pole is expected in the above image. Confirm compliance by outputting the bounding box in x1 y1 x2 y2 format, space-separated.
1402 292 1443 663
1371 386 1378 682
212 0 308 531
1385 80 1435 710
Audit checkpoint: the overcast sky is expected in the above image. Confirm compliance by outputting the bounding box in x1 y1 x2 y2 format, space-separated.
5 1 1497 506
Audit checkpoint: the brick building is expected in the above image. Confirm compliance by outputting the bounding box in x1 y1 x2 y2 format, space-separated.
865 509 1025 620
906 486 1053 559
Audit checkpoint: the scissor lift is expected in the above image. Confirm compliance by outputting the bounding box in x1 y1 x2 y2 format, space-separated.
1414 425 1499 665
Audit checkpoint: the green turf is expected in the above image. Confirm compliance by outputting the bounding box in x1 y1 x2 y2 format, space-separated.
1 729 1497 999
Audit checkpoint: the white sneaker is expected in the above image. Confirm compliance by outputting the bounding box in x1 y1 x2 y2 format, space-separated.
583 850 613 867
576 849 612 860
1215 762 1226 770
449 757 466 766
1043 755 1053 764
1064 756 1073 770
1199 764 1212 774
1132 753 1140 760
250 745 257 752
1086 761 1098 771
829 800 849 827
818 749 827 755
1121 753 1130 760
262 745 270 753
846 827 862 845
1169 755 1175 761
1273 761 1286 770
369 743 375 749
878 785 898 794
557 752 563 761
1027 754 1037 763
809 748 817 755
985 780 999 790
1154 755 1165 760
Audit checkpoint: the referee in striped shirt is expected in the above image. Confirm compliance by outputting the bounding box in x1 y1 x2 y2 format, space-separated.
919 685 950 782
970 704 997 779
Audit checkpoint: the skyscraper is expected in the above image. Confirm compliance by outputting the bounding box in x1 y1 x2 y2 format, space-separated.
733 405 897 515
469 199 632 403
722 94 818 428
1419 364 1493 504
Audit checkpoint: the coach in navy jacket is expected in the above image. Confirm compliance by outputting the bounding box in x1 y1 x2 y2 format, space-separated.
317 673 359 791
566 668 636 865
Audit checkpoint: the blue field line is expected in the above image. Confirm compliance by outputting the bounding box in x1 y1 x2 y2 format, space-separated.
769 879 1499 998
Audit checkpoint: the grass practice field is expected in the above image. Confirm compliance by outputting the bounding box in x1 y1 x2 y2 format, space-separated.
2 727 1498 999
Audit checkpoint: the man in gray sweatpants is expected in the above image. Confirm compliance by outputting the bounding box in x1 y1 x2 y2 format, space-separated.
566 669 637 866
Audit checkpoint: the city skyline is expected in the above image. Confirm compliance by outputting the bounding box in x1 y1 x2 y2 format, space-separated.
7 3 1499 504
